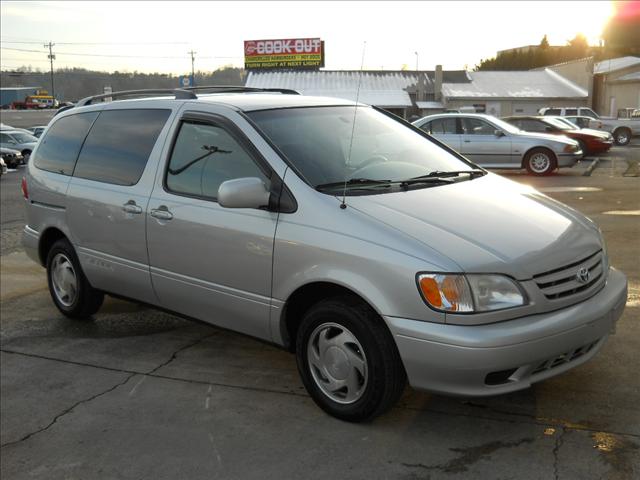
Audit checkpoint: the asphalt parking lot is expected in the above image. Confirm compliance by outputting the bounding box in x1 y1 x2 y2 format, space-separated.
1 136 639 479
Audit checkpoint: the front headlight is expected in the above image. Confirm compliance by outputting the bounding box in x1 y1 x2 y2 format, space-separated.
417 273 526 313
563 143 579 153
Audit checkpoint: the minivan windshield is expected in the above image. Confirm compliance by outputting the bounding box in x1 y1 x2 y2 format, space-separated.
249 106 479 193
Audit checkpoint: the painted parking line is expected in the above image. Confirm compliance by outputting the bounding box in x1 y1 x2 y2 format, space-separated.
602 210 640 216
538 187 603 193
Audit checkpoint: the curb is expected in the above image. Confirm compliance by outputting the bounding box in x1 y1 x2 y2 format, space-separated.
582 158 600 177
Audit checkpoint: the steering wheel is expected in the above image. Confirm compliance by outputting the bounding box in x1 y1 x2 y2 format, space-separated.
350 155 389 177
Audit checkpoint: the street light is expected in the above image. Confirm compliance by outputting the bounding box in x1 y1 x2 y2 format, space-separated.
415 51 419 71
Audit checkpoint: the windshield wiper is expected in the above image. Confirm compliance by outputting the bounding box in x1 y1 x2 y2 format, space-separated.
315 178 392 192
408 169 487 180
167 145 231 175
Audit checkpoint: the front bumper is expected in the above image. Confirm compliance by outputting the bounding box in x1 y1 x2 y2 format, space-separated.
557 152 582 167
386 268 627 396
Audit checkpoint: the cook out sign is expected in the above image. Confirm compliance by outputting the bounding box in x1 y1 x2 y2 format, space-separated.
244 38 322 56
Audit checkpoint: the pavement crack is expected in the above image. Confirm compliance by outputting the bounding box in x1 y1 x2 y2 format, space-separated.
145 332 218 375
402 438 534 474
553 427 566 480
0 373 136 449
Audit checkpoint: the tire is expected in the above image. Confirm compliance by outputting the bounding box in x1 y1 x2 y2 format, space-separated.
295 295 406 422
46 238 104 319
613 128 631 146
21 150 31 164
524 148 557 176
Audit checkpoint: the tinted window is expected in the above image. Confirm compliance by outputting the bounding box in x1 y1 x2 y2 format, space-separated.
565 108 578 116
462 118 495 135
544 108 561 115
517 119 547 133
74 109 170 186
34 112 98 175
166 121 269 200
429 118 457 134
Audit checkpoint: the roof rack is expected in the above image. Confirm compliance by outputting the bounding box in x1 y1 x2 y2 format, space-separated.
76 88 195 107
75 85 299 107
183 85 300 95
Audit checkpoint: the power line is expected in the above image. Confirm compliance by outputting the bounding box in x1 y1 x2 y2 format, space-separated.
2 40 191 46
0 47 241 60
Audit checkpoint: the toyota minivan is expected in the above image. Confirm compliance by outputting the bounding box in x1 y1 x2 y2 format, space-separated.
22 87 628 422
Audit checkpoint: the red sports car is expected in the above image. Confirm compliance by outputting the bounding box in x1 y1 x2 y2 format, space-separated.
503 116 613 156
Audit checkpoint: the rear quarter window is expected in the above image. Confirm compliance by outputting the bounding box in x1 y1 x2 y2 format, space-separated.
73 109 170 186
34 112 99 175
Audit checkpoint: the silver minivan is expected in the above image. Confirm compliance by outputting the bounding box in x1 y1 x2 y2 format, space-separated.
22 88 627 422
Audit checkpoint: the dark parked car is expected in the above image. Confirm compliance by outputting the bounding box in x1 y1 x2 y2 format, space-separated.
503 116 613 156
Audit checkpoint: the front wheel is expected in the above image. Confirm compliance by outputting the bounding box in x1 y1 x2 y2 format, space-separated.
524 148 557 176
613 128 631 146
46 238 104 319
296 296 406 422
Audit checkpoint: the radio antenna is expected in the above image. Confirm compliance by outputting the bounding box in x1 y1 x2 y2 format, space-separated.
341 40 367 210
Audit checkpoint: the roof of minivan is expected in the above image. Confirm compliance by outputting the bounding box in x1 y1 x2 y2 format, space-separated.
84 93 358 112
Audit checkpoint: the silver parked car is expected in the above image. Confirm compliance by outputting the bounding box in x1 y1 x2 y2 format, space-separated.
0 130 38 162
413 113 582 175
22 88 627 422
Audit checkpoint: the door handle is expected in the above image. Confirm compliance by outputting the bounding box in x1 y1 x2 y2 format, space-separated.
122 200 142 214
464 140 471 143
150 206 173 221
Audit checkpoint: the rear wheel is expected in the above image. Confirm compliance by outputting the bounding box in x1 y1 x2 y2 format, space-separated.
46 238 104 319
524 148 557 176
296 296 406 422
21 150 31 164
613 128 631 146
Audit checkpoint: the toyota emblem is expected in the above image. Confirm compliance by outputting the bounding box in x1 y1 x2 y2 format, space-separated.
576 267 590 284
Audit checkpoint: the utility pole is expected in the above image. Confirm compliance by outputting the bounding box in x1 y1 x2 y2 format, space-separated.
44 41 56 99
188 50 196 86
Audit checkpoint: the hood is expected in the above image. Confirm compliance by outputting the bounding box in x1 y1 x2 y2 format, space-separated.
516 131 578 146
0 147 21 154
346 174 601 280
581 128 611 139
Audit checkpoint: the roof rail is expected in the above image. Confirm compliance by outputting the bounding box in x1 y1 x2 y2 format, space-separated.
74 85 299 108
183 85 300 95
76 88 196 107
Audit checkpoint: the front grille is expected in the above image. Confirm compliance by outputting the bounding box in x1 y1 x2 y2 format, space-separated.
533 251 604 300
531 340 600 375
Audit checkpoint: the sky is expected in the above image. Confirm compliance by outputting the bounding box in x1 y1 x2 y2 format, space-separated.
0 1 616 74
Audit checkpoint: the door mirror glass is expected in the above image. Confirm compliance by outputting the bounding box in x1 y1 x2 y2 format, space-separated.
218 177 270 209
494 129 505 137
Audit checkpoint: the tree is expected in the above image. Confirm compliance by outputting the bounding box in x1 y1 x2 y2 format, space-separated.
539 34 550 50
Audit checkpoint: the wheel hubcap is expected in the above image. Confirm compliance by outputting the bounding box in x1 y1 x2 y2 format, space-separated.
616 132 628 144
530 153 550 173
51 253 78 307
307 323 368 404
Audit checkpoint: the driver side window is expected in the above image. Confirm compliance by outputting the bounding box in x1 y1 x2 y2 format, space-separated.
462 118 495 135
165 121 270 200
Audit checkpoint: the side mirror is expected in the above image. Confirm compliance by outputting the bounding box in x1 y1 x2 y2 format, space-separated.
218 177 271 209
494 130 505 137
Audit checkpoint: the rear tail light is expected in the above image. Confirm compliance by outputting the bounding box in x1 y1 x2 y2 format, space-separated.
21 176 29 199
